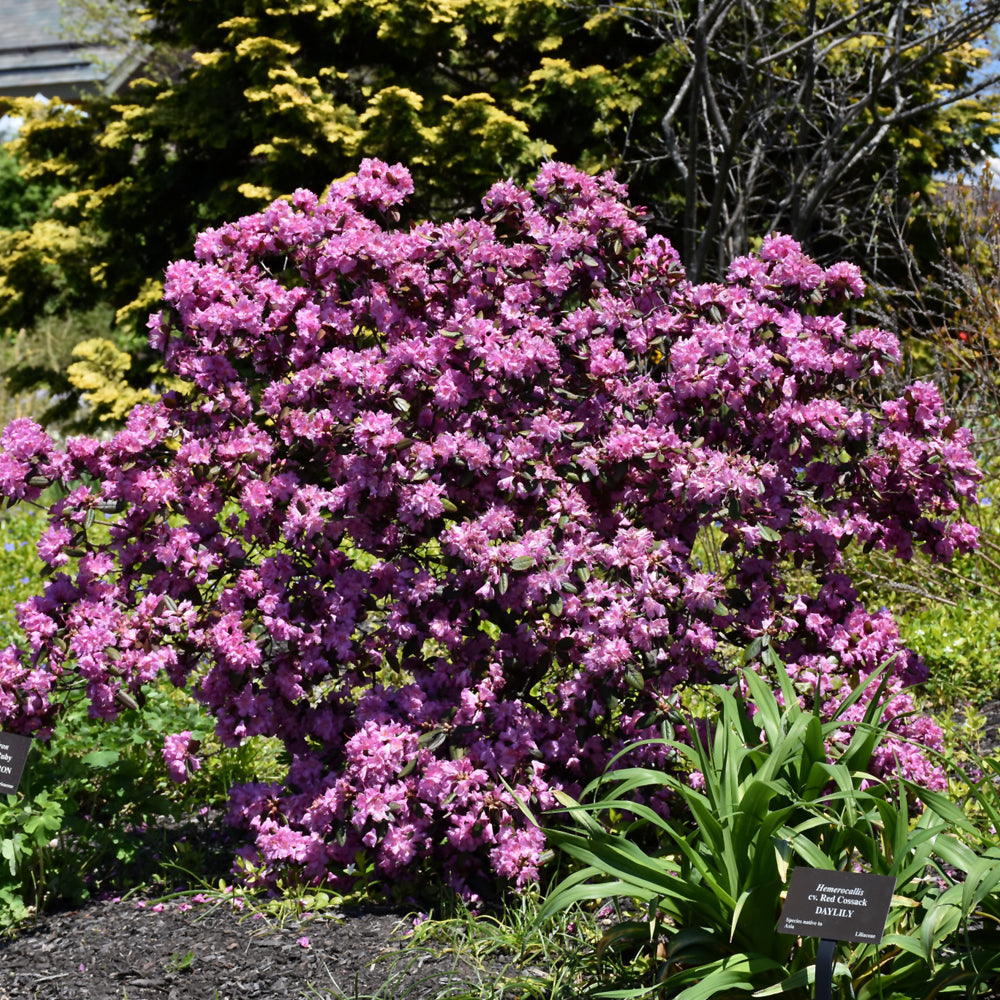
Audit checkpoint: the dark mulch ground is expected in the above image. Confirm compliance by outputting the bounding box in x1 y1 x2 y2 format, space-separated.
977 700 1000 758
0 897 479 1000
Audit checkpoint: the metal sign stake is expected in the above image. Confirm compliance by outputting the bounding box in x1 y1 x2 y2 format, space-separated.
815 938 835 1000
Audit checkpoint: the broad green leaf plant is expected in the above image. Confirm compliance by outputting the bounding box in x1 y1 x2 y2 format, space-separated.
538 663 1000 999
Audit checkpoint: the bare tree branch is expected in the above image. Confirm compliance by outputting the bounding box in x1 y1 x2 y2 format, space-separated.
574 0 1000 280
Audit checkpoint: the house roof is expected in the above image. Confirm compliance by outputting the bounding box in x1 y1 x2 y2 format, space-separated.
0 0 140 99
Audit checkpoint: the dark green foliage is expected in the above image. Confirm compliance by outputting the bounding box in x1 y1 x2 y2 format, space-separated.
0 146 63 233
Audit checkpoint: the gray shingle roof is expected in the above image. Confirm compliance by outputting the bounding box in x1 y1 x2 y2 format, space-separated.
0 0 137 98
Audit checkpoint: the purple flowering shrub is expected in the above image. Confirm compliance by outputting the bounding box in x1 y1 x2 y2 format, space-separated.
0 160 980 895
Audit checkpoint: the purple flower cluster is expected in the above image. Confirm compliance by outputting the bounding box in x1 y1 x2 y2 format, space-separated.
0 160 979 894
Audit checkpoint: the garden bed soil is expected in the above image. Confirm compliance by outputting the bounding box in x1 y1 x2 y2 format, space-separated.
977 699 1000 758
0 897 479 1000
4 886 999 1000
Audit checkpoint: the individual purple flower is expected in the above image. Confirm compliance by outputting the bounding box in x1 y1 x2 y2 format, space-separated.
162 731 201 783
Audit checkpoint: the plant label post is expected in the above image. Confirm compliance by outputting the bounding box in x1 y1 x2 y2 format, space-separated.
0 732 31 795
778 868 895 1000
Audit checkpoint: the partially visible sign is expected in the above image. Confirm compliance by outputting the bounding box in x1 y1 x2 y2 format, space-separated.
778 868 895 944
0 732 32 795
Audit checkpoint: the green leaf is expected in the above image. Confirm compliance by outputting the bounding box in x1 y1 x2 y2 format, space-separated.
752 961 852 996
81 749 121 767
1 838 20 876
674 954 783 1000
418 729 447 752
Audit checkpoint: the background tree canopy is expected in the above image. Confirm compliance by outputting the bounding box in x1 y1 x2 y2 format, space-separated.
0 0 999 399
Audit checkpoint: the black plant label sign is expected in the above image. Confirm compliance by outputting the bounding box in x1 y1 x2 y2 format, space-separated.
778 867 895 944
0 732 32 796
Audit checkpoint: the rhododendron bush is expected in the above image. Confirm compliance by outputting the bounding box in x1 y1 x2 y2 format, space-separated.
0 160 980 894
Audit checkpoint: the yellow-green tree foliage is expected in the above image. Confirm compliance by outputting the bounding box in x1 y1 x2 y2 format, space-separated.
1 0 998 345
65 338 156 422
